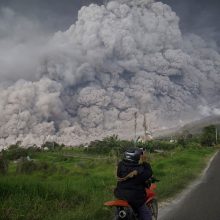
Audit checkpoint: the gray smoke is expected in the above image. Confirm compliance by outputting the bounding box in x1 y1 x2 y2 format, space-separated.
0 7 47 82
0 0 220 148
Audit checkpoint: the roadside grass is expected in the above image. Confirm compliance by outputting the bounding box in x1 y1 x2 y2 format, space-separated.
152 147 215 200
0 147 216 220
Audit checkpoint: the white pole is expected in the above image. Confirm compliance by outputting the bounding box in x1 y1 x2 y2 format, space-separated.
134 112 137 141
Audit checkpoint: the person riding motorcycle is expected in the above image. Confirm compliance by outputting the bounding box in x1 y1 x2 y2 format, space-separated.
114 148 153 220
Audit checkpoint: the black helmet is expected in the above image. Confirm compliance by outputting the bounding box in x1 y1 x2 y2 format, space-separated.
123 148 143 163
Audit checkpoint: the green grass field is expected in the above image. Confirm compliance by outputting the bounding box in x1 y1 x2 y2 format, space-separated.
0 147 216 220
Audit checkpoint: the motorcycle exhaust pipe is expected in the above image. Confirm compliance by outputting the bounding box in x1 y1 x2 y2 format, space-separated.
118 210 127 219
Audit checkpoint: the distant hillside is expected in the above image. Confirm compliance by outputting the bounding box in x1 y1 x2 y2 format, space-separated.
180 116 220 134
155 115 220 139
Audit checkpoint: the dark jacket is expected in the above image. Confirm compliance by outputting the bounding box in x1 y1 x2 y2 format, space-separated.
114 160 153 209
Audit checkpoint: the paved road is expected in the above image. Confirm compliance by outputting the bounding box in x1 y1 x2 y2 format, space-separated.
160 151 220 220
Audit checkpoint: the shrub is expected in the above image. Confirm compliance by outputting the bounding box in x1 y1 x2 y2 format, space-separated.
4 145 41 161
201 125 216 147
0 154 8 175
41 142 64 151
86 135 122 154
186 142 202 149
177 136 187 148
147 140 177 151
38 161 58 174
58 166 70 175
16 158 38 174
4 145 28 160
16 160 58 175
85 135 178 156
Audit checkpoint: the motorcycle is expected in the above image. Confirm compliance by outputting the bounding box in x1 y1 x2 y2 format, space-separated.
104 177 159 220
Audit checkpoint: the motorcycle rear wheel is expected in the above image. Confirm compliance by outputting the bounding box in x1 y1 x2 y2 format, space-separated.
149 199 158 220
114 206 136 220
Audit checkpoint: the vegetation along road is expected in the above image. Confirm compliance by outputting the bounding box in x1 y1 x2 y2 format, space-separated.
0 129 219 220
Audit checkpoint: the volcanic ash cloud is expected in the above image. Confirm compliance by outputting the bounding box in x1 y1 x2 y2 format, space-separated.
0 0 220 147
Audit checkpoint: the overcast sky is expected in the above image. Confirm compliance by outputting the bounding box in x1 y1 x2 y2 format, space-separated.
162 0 220 41
0 0 220 41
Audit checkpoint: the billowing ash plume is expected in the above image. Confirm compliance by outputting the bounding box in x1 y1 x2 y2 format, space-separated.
0 0 220 148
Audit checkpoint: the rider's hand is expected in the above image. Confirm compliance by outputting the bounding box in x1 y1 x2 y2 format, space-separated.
140 150 148 164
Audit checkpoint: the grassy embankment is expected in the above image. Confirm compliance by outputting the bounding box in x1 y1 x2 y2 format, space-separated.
0 146 216 220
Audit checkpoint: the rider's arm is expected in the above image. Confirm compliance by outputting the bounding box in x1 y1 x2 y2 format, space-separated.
139 162 153 182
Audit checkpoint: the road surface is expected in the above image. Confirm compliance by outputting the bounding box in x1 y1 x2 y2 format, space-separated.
160 150 220 220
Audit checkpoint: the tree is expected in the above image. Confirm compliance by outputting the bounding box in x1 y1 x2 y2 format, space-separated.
201 125 216 147
177 130 192 148
0 151 8 175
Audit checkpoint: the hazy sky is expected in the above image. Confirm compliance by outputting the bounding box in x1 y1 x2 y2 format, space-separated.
0 0 220 41
162 0 220 41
